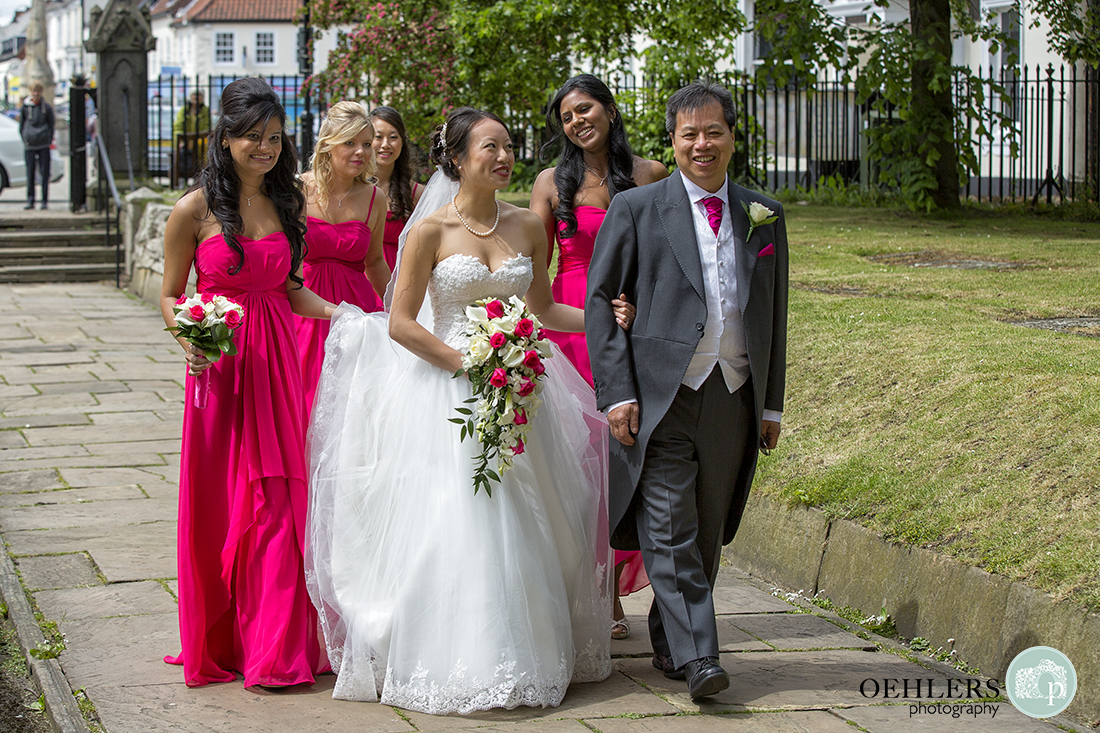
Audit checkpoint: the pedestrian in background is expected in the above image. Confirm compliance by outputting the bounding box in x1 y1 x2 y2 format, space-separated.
174 90 212 186
19 81 55 210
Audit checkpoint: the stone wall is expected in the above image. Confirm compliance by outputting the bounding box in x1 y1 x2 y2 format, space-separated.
122 188 182 306
724 491 1100 724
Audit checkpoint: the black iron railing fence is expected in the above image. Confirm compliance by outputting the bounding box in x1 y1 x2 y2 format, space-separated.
147 66 1098 203
147 75 328 188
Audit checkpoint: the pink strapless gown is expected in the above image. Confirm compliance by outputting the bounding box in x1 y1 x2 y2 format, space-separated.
296 213 384 410
546 205 649 596
382 210 407 272
166 232 327 687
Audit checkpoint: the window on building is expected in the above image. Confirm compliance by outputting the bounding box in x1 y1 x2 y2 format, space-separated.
255 32 275 65
215 32 235 65
1000 9 1020 70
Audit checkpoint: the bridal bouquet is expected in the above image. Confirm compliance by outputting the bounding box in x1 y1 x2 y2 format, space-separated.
451 295 551 496
165 293 246 409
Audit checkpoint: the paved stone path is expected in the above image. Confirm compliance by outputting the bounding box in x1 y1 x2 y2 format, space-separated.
0 283 1084 732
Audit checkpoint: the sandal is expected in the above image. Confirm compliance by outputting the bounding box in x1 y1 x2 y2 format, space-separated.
611 616 630 640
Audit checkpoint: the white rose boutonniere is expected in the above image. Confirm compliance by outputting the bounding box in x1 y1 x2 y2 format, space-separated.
743 200 778 242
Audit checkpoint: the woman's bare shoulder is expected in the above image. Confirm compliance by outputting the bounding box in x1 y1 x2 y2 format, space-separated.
633 156 670 185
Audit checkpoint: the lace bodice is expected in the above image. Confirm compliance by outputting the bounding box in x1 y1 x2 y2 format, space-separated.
429 254 533 349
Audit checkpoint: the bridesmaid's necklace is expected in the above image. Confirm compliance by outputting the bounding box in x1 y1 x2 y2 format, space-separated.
333 184 353 208
584 165 608 187
452 195 500 237
242 184 263 207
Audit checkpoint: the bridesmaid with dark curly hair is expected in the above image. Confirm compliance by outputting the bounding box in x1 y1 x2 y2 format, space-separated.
160 77 335 689
530 74 668 641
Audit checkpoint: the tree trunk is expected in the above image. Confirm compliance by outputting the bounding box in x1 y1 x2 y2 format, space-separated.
910 0 960 209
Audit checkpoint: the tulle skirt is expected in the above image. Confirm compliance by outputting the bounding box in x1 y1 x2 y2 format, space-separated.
306 308 612 714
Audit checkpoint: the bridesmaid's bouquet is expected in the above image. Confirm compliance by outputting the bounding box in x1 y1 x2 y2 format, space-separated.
165 293 246 409
451 295 551 496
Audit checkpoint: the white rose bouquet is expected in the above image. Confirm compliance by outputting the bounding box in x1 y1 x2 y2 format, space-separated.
450 295 551 496
165 293 246 409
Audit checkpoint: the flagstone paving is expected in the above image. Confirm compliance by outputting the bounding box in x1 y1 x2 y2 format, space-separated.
0 283 1086 732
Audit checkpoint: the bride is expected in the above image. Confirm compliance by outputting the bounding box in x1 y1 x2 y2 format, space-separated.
306 107 626 714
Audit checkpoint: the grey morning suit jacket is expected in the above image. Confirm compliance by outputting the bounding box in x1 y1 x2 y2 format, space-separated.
585 171 789 551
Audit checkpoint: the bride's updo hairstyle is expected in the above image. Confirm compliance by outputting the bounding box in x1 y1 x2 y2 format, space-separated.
200 77 306 286
429 107 508 181
311 101 377 210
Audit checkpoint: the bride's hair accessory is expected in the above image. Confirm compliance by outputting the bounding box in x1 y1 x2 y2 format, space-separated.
440 121 448 150
451 195 500 237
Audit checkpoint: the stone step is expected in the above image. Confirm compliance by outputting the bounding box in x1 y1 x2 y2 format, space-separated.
0 263 120 283
0 229 111 248
1 246 117 266
0 212 105 230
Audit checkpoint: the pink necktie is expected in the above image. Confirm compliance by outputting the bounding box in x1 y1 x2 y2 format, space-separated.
702 196 723 237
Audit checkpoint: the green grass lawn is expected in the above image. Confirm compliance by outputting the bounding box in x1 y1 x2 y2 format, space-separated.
753 205 1100 609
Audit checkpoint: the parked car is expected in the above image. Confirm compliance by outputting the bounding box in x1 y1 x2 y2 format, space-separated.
0 114 64 194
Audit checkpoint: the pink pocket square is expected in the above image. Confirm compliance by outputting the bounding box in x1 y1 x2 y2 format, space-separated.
758 243 775 257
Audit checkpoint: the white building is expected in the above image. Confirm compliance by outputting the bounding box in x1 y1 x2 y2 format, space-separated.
0 8 28 108
149 0 343 80
45 0 93 95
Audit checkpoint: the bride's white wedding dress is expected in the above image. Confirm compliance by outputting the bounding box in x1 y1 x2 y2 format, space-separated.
306 252 613 715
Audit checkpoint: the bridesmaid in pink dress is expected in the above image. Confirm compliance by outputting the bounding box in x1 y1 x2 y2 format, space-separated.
530 74 669 641
297 101 391 410
369 106 423 271
159 78 337 689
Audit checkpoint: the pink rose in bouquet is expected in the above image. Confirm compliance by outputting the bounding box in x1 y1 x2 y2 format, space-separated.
489 368 509 388
489 332 507 349
485 299 505 319
514 318 534 338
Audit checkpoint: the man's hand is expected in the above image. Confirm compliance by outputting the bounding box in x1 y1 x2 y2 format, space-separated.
759 419 781 455
608 402 640 446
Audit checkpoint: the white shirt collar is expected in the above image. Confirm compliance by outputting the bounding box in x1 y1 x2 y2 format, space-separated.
679 170 730 207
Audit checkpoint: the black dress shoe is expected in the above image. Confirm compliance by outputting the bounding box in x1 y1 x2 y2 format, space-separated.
684 656 729 700
651 653 686 680
24 202 34 210
39 202 47 210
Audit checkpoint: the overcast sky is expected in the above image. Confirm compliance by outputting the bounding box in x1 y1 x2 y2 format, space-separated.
0 2 29 27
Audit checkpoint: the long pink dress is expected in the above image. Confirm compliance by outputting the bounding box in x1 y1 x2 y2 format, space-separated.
545 205 649 596
296 191 384 410
382 212 406 273
166 232 327 688
381 182 420 271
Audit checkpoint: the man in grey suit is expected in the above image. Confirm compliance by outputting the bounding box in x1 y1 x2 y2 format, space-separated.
585 82 788 699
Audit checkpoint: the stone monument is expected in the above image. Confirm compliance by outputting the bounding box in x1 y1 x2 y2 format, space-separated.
23 0 56 102
84 0 156 186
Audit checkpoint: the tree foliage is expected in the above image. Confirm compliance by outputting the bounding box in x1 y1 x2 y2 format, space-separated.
309 0 745 165
752 0 1017 211
1027 0 1100 68
309 0 454 142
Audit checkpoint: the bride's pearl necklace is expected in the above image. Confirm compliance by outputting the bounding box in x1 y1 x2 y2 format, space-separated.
452 195 500 237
